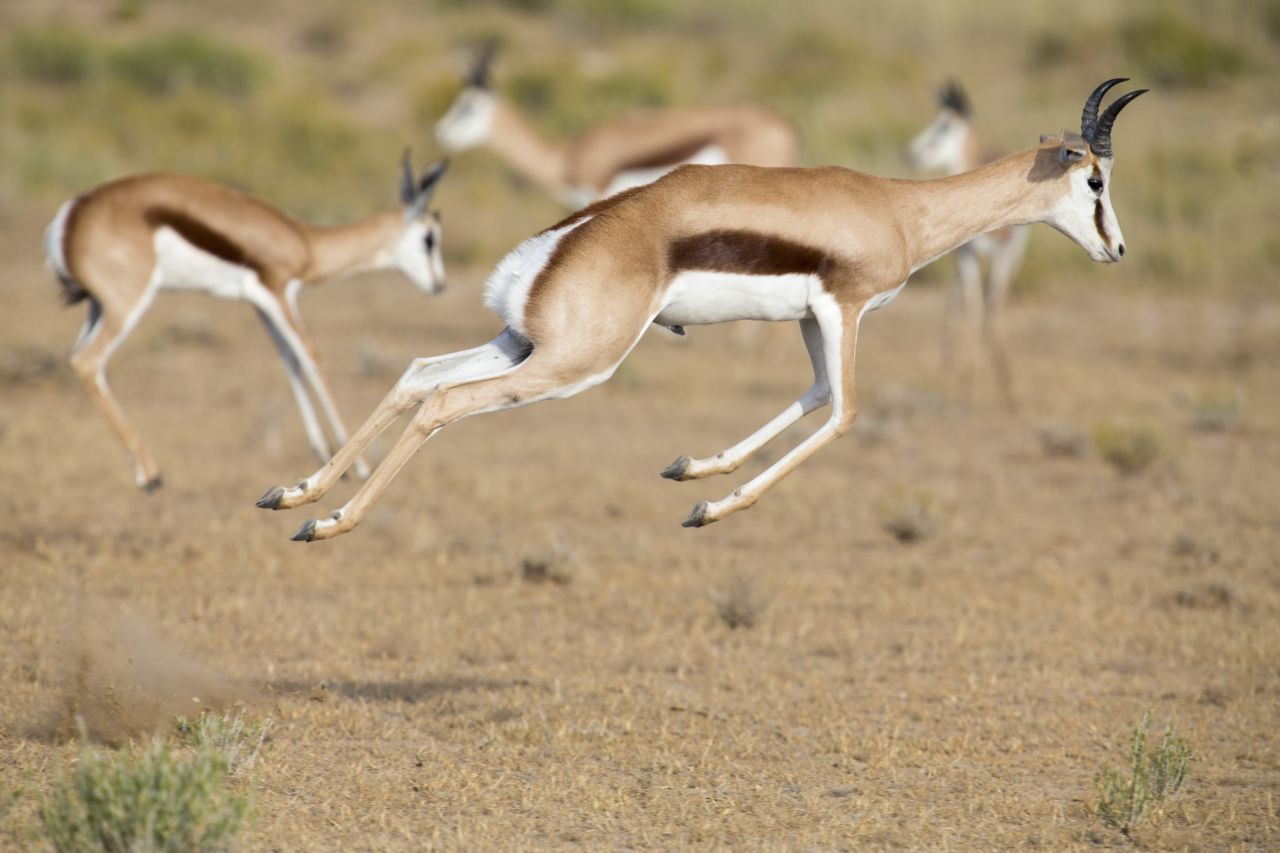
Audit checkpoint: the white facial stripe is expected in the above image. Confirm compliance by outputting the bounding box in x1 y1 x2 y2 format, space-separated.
484 217 592 337
656 270 818 327
435 88 497 151
908 113 969 174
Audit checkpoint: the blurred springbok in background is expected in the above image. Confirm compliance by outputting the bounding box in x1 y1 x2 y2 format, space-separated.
45 154 449 491
261 79 1145 542
907 80 1029 408
435 45 799 209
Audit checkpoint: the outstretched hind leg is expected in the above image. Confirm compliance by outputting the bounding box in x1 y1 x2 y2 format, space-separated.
258 330 531 511
290 345 614 542
69 293 163 490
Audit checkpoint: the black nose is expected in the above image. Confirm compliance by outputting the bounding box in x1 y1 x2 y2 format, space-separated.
1117 243 1125 257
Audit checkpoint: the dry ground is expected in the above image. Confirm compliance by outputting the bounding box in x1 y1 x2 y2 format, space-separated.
1 214 1277 849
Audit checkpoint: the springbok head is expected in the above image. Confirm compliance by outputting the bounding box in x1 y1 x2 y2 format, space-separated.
1038 78 1148 263
906 79 974 173
389 151 449 293
435 44 499 152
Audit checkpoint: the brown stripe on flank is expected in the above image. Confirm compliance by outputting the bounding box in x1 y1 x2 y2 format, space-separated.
668 230 836 278
613 136 716 176
143 207 269 282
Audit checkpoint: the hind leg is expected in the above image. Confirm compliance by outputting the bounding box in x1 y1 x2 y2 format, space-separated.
258 330 531 511
70 293 163 490
289 343 618 542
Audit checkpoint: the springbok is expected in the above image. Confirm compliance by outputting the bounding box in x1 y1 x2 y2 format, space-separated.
435 46 799 208
259 79 1146 542
907 80 1030 407
45 154 449 491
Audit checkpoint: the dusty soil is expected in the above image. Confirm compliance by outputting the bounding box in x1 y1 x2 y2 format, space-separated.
1 216 1277 849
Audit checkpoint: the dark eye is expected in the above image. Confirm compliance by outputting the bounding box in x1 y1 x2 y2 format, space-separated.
424 231 435 251
1087 177 1104 193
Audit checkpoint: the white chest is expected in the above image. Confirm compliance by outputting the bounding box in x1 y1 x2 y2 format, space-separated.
656 271 818 327
153 227 261 300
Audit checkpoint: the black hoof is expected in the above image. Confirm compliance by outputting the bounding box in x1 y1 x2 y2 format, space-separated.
256 485 286 510
290 519 318 542
661 455 692 481
141 476 164 494
682 501 711 528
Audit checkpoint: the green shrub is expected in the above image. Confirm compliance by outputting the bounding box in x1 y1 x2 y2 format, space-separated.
1122 12 1249 87
40 734 249 852
108 32 263 98
1092 422 1169 476
9 27 99 85
1096 709 1191 836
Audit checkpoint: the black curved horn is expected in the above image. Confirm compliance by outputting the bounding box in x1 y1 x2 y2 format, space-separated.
1081 77 1127 144
399 148 415 206
939 78 971 118
1090 88 1148 158
467 42 497 89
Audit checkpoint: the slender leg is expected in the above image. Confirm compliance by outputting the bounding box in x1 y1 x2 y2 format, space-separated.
69 299 163 490
258 330 531 511
943 247 982 402
662 317 829 481
254 296 373 480
256 309 332 464
684 296 862 528
983 228 1027 412
290 344 609 542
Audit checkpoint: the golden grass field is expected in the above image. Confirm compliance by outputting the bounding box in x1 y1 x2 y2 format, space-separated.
2 0 1279 849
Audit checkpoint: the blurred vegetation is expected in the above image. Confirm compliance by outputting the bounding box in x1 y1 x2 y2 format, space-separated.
0 0 1276 294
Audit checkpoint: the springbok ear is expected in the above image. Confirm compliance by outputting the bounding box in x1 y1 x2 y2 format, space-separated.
1040 133 1055 144
406 158 449 219
1058 130 1087 165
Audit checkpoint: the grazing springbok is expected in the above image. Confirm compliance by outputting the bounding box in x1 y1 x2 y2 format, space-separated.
45 154 449 491
259 79 1145 542
907 80 1030 408
435 46 799 208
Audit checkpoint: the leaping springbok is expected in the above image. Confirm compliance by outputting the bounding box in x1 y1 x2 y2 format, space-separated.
259 79 1145 542
907 80 1030 408
45 154 449 491
435 45 799 209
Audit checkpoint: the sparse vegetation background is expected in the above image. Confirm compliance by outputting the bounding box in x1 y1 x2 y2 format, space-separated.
1 0 1276 849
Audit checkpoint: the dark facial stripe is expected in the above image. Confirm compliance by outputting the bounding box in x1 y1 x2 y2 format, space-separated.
1093 200 1108 248
144 207 270 283
668 230 835 278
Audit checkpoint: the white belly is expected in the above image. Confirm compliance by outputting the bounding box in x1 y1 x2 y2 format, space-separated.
153 227 259 300
655 270 818 327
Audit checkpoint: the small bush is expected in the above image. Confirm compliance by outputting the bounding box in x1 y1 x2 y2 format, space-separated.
1122 12 1249 87
1188 387 1242 432
1096 709 1191 836
1093 422 1168 476
40 731 249 852
173 710 271 779
878 489 937 543
108 32 263 98
9 27 98 85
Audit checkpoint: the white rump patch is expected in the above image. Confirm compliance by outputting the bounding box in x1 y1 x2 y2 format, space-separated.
44 200 76 281
153 227 259 300
656 270 818 327
483 217 591 337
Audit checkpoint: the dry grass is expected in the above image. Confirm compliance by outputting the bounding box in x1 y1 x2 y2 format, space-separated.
0 0 1278 848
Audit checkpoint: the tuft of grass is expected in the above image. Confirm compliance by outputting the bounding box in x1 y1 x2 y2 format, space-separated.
1187 387 1243 432
521 551 573 585
1095 709 1191 836
1092 422 1169 476
40 725 251 852
9 27 99 86
713 575 765 630
1038 423 1089 458
107 31 264 98
878 489 938 543
1122 11 1249 88
172 710 271 779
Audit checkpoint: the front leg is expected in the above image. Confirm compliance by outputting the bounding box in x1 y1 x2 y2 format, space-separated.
683 295 861 527
663 317 828 480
